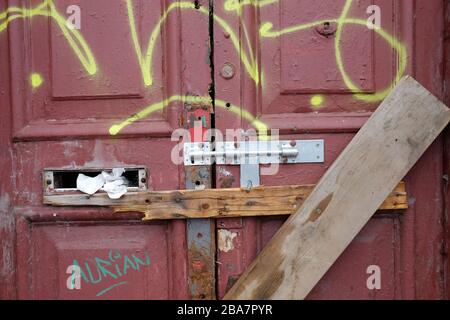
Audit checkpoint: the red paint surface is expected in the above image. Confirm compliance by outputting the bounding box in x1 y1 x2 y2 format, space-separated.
0 0 449 300
214 0 448 300
1 0 201 299
444 0 450 301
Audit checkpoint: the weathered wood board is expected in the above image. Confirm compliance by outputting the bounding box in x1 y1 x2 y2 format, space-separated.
223 76 450 300
43 182 407 220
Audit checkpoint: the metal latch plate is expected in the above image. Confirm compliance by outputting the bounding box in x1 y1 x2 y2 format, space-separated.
184 140 324 166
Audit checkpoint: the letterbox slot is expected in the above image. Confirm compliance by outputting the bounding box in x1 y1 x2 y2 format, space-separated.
43 167 147 194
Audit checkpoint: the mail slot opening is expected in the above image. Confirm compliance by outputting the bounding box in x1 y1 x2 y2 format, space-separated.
44 168 147 193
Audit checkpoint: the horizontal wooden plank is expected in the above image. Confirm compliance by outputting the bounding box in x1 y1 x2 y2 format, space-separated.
43 182 407 220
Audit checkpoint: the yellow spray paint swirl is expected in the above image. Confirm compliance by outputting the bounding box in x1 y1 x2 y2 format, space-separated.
111 0 408 136
126 0 259 87
0 0 408 136
109 95 268 138
258 0 407 102
224 0 278 15
0 0 97 76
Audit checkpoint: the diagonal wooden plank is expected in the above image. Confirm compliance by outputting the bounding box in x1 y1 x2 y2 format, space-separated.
224 76 450 300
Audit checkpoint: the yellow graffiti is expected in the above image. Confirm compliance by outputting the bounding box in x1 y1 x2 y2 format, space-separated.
126 0 259 87
0 0 97 75
335 0 407 102
109 0 408 135
311 95 325 108
0 0 409 137
224 0 278 14
259 0 407 102
30 73 43 88
109 95 268 138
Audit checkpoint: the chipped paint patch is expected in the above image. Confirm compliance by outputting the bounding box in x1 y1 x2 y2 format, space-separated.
218 167 235 188
0 193 10 213
218 229 238 253
218 167 232 177
61 140 83 158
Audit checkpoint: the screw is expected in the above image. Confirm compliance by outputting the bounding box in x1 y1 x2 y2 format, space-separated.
141 177 147 184
316 21 336 37
290 140 297 147
46 179 52 185
220 63 235 79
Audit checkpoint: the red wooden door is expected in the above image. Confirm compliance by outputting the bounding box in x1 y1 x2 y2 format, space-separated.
213 0 447 299
0 0 214 299
0 0 448 301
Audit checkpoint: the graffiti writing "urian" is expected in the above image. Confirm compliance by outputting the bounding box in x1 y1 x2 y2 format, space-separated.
68 250 151 297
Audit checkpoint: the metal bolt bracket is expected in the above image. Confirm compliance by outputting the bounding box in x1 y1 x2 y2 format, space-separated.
184 140 325 166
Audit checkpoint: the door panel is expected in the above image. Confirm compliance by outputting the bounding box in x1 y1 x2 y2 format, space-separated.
277 0 374 94
11 0 180 139
213 0 445 299
214 0 405 135
30 223 169 299
217 217 396 300
13 139 187 299
2 0 212 299
215 133 398 299
262 0 379 106
0 0 447 300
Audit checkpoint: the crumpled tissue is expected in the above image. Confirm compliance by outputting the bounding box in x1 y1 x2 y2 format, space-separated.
76 168 128 199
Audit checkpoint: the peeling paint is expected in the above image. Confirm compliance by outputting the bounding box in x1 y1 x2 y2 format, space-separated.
218 167 232 177
0 193 10 213
218 167 235 188
61 141 83 158
83 140 123 168
218 229 237 253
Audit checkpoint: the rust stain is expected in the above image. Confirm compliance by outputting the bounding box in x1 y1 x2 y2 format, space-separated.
219 175 235 188
187 242 215 300
192 260 205 271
